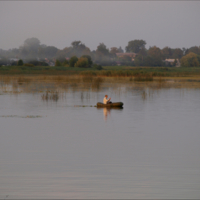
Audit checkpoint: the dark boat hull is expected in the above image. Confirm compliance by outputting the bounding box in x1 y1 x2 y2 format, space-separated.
96 102 123 108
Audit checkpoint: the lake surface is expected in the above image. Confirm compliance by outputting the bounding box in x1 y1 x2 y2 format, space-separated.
0 77 200 198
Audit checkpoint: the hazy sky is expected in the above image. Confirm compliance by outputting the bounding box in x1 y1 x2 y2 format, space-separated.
0 1 200 51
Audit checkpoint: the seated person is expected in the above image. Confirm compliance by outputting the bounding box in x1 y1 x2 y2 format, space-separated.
103 95 112 104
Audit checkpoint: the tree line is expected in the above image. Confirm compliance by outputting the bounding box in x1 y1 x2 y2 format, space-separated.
0 37 200 67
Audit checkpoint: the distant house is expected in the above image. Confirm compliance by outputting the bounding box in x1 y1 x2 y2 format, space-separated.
45 58 54 66
164 58 180 67
116 53 137 61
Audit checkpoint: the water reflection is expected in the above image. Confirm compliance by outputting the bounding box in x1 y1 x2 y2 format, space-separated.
103 107 110 121
97 107 124 121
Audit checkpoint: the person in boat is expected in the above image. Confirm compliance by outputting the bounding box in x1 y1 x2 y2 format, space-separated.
103 95 112 104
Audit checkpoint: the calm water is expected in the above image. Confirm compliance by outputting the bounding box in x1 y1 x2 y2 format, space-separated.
0 80 200 198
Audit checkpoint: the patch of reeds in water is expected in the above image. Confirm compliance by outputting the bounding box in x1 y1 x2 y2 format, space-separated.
81 75 104 90
41 91 59 101
17 76 31 85
92 77 104 90
82 76 93 83
0 115 42 118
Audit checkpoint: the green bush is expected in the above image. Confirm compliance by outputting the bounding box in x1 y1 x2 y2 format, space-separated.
74 57 89 68
17 59 23 66
181 52 199 67
82 55 93 67
55 59 61 66
69 56 78 67
92 64 103 70
62 59 69 66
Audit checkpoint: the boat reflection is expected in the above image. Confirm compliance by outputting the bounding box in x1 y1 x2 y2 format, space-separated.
97 107 123 121
103 108 110 121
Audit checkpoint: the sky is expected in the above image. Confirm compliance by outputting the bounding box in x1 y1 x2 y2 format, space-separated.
0 1 200 51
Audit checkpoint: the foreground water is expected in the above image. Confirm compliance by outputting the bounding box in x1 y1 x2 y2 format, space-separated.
0 77 200 198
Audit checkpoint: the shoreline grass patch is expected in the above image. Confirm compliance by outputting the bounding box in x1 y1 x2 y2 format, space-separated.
134 75 153 82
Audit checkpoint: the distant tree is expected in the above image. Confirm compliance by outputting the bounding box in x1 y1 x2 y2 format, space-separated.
148 46 162 58
55 52 67 62
82 55 93 67
24 37 40 48
81 47 91 56
55 59 61 66
17 59 23 66
62 59 69 66
110 47 119 54
138 47 147 64
134 55 144 66
74 57 88 68
182 47 188 56
71 41 90 57
95 43 110 63
180 52 199 67
69 56 78 67
118 46 124 53
172 48 183 59
7 48 20 58
146 46 163 66
188 46 200 55
0 57 8 66
162 46 172 59
125 40 146 53
19 37 41 60
41 46 58 59
55 47 72 61
143 56 155 66
96 43 109 56
138 47 147 56
71 41 82 49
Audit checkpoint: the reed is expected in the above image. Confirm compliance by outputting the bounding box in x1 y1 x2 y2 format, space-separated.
82 76 93 83
41 91 59 101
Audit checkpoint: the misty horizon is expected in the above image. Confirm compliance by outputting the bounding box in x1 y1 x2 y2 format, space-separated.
1 37 200 53
0 1 200 51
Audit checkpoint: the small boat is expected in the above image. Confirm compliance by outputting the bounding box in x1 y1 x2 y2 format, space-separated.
96 102 124 108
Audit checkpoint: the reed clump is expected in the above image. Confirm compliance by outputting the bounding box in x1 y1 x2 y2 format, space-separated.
41 91 59 101
82 76 93 83
17 76 31 84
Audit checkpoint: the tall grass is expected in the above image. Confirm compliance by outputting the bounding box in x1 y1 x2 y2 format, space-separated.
1 65 200 77
134 75 153 82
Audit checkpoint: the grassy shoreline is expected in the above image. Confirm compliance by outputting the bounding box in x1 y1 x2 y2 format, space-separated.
1 65 200 78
